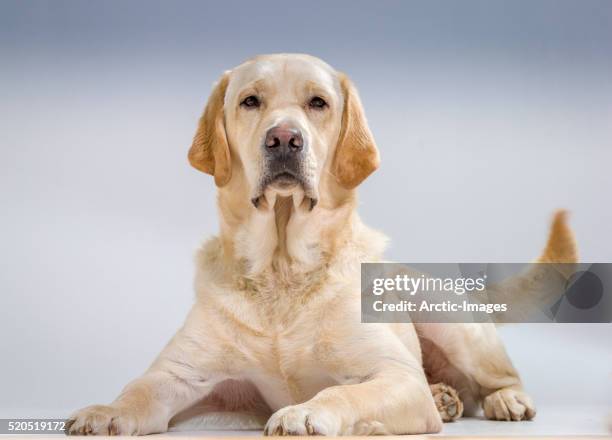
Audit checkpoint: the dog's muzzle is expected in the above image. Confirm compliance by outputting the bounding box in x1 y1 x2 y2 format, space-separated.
264 124 305 186
251 123 317 211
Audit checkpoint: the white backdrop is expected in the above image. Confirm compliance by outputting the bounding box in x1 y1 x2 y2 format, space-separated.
1 0 610 419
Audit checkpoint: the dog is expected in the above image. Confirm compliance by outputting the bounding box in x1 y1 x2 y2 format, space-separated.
66 53 577 436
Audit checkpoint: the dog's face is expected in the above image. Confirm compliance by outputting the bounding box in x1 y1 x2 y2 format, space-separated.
189 54 380 210
224 55 341 209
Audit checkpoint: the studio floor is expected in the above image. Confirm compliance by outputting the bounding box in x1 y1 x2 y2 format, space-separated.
1 405 609 438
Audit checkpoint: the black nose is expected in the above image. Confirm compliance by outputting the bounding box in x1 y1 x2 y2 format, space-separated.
264 125 304 154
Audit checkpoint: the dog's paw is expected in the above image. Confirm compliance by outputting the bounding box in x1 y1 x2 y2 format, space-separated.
483 388 536 421
430 383 463 422
65 405 140 435
264 404 341 436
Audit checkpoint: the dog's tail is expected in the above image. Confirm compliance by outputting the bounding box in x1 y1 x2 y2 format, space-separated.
536 210 578 265
485 210 579 322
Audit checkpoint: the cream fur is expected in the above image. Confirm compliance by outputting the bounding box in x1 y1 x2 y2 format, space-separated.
66 54 578 436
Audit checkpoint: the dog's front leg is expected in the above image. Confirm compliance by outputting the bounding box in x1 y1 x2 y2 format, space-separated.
265 372 442 436
66 309 226 435
66 370 213 435
264 327 442 436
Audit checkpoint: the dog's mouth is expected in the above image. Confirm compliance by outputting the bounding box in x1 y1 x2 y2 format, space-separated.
271 171 300 188
251 171 318 212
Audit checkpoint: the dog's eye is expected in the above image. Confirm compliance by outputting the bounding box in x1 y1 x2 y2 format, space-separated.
241 95 260 108
309 96 328 109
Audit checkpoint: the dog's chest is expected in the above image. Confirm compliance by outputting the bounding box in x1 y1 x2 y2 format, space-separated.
238 325 337 411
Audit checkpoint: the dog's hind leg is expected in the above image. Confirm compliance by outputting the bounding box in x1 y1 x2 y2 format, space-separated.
417 322 536 421
430 383 463 422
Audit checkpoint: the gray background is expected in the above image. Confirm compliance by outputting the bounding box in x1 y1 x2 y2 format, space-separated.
1 0 610 420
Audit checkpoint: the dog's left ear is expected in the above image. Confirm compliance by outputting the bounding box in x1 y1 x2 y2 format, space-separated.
332 73 380 189
188 72 232 187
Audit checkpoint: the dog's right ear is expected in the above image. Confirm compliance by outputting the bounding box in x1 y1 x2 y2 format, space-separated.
188 73 232 187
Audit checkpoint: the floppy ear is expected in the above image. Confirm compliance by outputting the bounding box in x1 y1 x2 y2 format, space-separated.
188 73 232 187
332 73 380 189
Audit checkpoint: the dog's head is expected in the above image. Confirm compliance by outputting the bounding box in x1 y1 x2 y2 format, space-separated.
188 54 379 210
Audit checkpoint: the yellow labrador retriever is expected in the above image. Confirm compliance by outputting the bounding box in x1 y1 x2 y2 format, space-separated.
67 54 577 436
